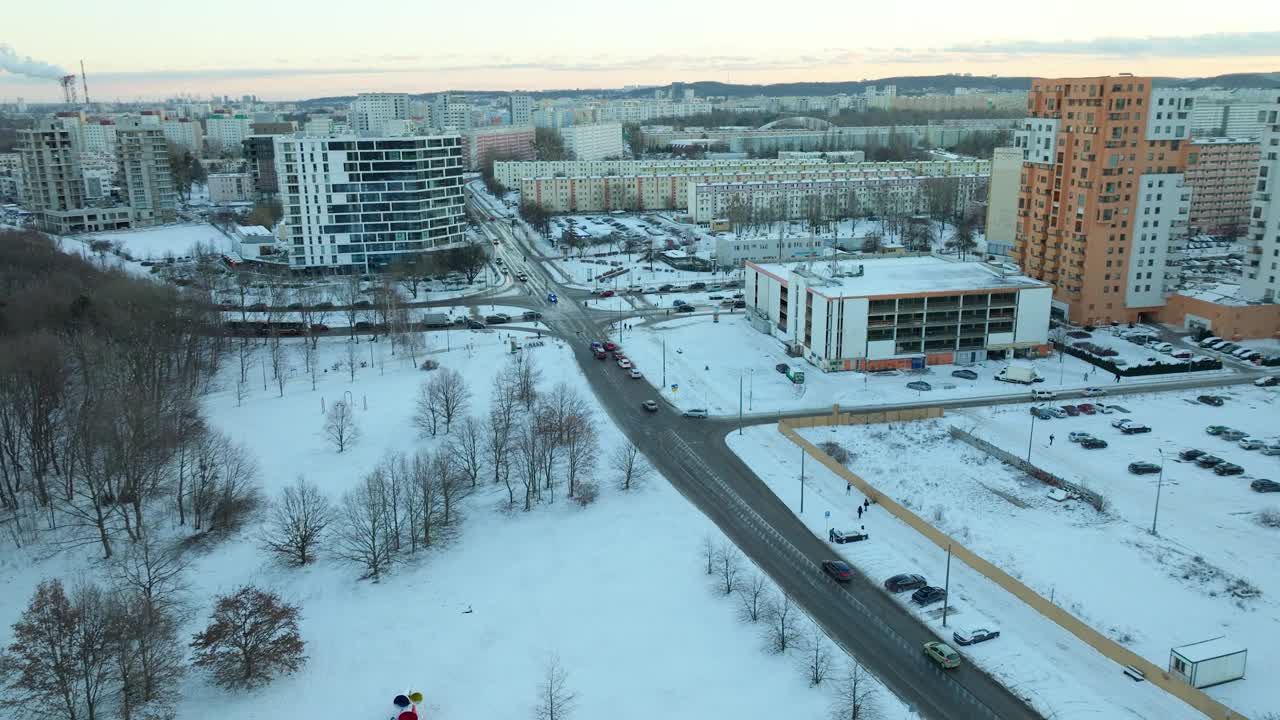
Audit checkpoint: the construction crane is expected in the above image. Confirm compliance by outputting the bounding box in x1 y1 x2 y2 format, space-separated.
80 60 90 105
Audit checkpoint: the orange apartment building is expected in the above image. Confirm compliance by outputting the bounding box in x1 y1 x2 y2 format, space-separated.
1013 76 1194 326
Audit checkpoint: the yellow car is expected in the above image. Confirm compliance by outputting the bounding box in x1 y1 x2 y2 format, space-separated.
924 641 961 669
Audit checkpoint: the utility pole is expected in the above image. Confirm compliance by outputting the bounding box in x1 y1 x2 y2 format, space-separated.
800 447 806 514
661 338 666 388
1152 449 1165 536
942 544 952 628
1026 409 1036 463
738 372 743 435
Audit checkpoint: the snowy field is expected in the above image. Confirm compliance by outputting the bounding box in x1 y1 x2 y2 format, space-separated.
77 222 237 260
619 315 1212 415
0 331 913 720
729 422 1258 719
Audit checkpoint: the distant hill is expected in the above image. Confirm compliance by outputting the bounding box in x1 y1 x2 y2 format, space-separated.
295 72 1280 105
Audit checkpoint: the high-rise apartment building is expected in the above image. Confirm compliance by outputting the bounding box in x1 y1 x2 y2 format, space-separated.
431 94 472 132
116 121 178 225
509 94 533 126
17 120 132 233
243 135 280 197
984 147 1023 258
350 93 410 136
559 122 624 161
1185 137 1261 238
162 118 204 156
274 134 467 271
205 114 254 153
1242 98 1280 302
1013 76 1194 325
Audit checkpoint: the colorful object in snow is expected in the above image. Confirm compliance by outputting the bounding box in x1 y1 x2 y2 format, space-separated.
409 692 423 704
393 695 411 708
398 711 418 720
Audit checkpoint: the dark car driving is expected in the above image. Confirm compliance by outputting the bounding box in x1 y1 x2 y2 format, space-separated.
883 574 927 593
822 560 854 583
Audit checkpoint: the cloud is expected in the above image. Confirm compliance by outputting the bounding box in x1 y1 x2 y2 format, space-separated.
949 31 1280 58
0 44 68 79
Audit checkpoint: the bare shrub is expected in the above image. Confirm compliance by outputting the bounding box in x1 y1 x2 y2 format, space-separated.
573 481 599 508
817 441 852 466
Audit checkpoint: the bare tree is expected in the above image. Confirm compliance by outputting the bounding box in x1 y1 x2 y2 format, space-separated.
713 541 741 595
448 416 485 489
413 377 442 437
432 369 471 434
270 340 288 398
186 430 261 534
700 535 715 576
829 660 881 720
801 621 834 686
333 471 396 580
261 476 332 566
324 400 359 453
562 409 597 499
190 586 306 690
513 420 542 512
338 274 363 343
737 572 768 623
533 653 576 720
611 441 650 491
406 450 444 550
763 591 800 654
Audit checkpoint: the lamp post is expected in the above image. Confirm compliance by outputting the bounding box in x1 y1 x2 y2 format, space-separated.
1151 448 1165 536
1026 407 1037 463
738 372 743 436
800 447 806 514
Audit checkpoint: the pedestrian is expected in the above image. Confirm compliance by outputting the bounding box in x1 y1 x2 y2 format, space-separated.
1049 434 1055 446
845 483 851 495
857 505 863 519
863 498 869 511
1115 373 1121 384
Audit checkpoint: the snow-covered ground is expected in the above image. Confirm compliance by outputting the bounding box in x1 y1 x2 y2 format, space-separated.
77 222 237 260
729 421 1259 718
619 315 1222 415
1063 326 1207 369
1 331 913 720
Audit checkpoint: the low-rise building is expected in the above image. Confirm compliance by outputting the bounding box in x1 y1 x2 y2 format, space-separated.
1157 282 1280 339
714 235 835 267
208 172 253 204
745 256 1052 371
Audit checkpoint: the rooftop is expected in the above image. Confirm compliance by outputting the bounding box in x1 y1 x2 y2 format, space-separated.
1173 282 1256 307
1171 636 1246 663
750 256 1047 299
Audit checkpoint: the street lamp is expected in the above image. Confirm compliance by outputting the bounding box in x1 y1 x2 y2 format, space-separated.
1026 406 1038 463
1151 449 1165 536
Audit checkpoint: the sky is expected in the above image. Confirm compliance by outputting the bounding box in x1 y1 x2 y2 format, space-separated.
3 1 1279 102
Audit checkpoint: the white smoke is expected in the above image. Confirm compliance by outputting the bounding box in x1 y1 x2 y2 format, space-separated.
0 44 68 80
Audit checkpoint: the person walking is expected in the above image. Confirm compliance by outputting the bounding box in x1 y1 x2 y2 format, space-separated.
1049 434 1055 446
857 505 863 520
1115 373 1121 384
846 483 851 495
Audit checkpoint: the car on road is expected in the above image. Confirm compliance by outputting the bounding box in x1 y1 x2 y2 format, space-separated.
829 528 869 544
1111 419 1135 429
951 369 979 380
1205 425 1233 436
658 284 674 292
952 628 1000 646
1080 437 1109 449
1128 461 1161 474
1068 431 1093 443
641 400 658 413
688 282 707 290
1030 407 1054 420
465 318 486 329
1061 405 1080 416
642 287 657 293
923 641 961 669
628 368 642 379
883 574 927 593
1195 454 1225 468
1251 479 1280 493
598 289 615 298
1254 376 1280 387
1197 395 1225 406
484 313 510 324
617 359 633 369
522 311 543 321
775 363 789 374
906 381 932 392
516 273 528 281
911 586 947 606
1219 430 1248 441
1081 387 1106 397
821 560 854 583
1032 389 1056 400
1120 423 1151 435
603 341 618 351
1179 449 1206 461
594 350 607 360
1214 462 1245 476
675 304 696 313
1239 437 1265 450
681 408 709 418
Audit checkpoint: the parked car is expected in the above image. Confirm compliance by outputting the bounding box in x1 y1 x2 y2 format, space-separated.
829 528 869 544
1214 463 1245 476
1112 419 1136 429
522 311 543 321
1061 405 1080 416
675 304 696 313
1030 407 1054 420
952 628 1000 646
1205 425 1233 435
688 282 707 291
1197 395 1225 406
1239 437 1265 450
1081 387 1106 397
883 574 927 593
1254 376 1279 387
1198 336 1223 348
1120 424 1151 435
1179 449 1206 461
1032 389 1056 400
1066 330 1092 339
1219 430 1248 441
1068 431 1094 443
1077 403 1097 415
248 302 268 311
1081 437 1109 449
658 284 674 292
1128 461 1161 475
1251 479 1280 493
733 300 747 309
682 409 709 419
1195 454 1225 468
1263 444 1280 456
923 642 961 669
821 560 854 583
641 400 658 413
642 287 657 293
1095 404 1115 414
465 318 486 329
907 381 932 392
775 363 789 374
951 369 978 380
1045 407 1068 418
911 586 947 606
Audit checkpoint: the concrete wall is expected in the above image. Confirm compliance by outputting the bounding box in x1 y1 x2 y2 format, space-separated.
1157 293 1280 340
777 411 1249 720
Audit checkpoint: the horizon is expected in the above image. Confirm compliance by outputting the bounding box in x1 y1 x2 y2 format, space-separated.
3 4 1280 102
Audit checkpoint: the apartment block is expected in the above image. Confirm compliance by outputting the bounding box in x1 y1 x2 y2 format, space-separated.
17 120 132 233
208 172 253 204
205 114 254 154
461 126 535 171
1013 76 1194 325
162 118 204 155
242 135 279 197
274 134 466 271
116 121 178 225
984 147 1023 257
559 123 624 161
1242 97 1280 302
509 94 533 126
350 93 410 136
690 174 987 224
1184 137 1261 238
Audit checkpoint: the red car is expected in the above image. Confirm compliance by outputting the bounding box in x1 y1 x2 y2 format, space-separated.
594 350 607 360
612 350 626 360
599 290 615 298
603 341 618 351
1077 403 1097 415
1061 405 1080 416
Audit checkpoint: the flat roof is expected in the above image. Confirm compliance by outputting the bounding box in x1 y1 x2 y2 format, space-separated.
1172 637 1246 663
749 256 1047 299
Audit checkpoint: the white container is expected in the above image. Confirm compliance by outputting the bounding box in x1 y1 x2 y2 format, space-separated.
1169 637 1246 689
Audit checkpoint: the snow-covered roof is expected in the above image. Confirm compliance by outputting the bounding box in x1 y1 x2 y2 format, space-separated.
1172 282 1252 306
235 224 272 237
1171 637 1246 663
750 256 1047 299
